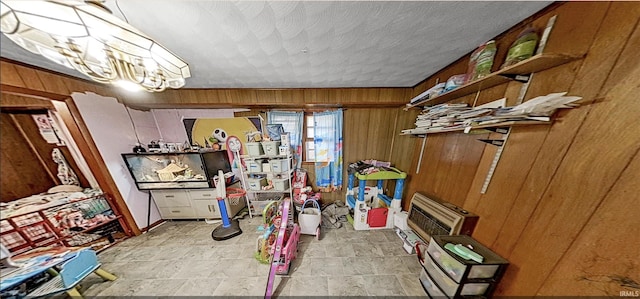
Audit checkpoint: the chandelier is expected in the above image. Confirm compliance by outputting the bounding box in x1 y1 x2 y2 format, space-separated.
0 0 190 92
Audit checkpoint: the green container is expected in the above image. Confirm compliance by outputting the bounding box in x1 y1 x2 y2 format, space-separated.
502 27 539 68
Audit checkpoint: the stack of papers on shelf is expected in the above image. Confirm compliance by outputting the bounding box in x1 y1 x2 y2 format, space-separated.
402 93 582 135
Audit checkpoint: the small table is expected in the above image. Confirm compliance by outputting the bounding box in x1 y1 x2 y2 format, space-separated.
1 247 116 298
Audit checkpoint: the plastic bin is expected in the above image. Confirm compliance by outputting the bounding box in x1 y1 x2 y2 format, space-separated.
246 160 263 173
246 142 264 156
273 178 290 191
247 177 267 190
270 159 290 173
262 141 281 156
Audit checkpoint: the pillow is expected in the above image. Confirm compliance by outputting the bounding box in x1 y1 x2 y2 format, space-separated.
47 185 83 194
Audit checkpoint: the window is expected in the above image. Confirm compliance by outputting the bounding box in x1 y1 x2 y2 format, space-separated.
266 111 303 168
304 114 315 162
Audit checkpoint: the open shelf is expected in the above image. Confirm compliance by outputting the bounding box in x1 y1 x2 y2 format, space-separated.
405 53 582 109
247 188 292 193
246 169 294 176
401 120 551 136
241 154 290 160
59 216 123 240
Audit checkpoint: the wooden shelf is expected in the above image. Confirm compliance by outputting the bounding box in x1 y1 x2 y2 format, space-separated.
405 53 582 109
401 120 551 136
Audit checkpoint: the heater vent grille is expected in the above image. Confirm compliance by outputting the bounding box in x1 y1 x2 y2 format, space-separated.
407 193 478 242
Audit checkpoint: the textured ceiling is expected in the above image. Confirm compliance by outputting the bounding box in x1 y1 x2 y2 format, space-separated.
0 1 552 88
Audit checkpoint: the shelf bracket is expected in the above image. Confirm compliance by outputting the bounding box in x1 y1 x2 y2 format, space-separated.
483 127 510 134
478 139 505 147
415 134 428 174
500 74 530 83
480 14 557 195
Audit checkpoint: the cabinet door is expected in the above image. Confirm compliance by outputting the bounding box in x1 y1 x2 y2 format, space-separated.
192 199 221 218
152 190 190 208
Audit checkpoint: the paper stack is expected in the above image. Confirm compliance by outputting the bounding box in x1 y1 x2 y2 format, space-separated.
402 92 582 135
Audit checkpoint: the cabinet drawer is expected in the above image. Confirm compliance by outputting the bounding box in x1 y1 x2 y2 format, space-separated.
188 189 217 200
429 236 502 282
152 190 190 207
159 207 195 219
420 267 446 298
424 253 459 297
428 238 467 282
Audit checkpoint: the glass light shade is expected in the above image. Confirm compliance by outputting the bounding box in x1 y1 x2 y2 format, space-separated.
0 0 190 92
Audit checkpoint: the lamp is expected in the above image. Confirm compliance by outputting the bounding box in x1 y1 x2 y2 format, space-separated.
0 0 190 92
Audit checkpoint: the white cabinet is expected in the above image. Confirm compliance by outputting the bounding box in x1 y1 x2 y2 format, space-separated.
151 184 245 220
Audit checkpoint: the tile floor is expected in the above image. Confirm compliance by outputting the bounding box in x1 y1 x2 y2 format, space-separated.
79 216 426 297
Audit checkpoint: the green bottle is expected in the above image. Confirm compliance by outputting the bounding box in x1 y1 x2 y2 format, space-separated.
503 27 539 68
473 40 497 81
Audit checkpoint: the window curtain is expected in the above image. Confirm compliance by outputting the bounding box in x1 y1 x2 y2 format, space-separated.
314 110 343 192
267 111 303 169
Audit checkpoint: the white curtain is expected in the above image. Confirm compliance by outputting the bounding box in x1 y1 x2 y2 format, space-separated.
267 111 303 169
313 110 343 191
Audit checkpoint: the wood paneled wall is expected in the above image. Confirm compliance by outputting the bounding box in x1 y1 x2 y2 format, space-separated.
2 2 638 295
0 111 89 202
405 2 640 296
234 104 418 204
0 112 55 201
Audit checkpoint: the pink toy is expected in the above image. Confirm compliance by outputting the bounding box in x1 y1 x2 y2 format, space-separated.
265 197 300 298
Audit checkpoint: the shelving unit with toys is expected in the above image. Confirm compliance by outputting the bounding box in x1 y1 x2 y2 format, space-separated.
240 138 294 217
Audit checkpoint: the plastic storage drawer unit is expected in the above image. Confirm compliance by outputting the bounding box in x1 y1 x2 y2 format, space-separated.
429 235 508 283
424 253 490 297
419 234 509 298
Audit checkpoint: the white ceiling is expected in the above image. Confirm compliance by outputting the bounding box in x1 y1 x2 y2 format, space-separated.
0 1 552 89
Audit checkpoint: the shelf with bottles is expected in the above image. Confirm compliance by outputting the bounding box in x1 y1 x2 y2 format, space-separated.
405 53 581 110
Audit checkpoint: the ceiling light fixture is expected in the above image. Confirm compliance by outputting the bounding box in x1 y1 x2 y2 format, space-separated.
0 0 191 92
